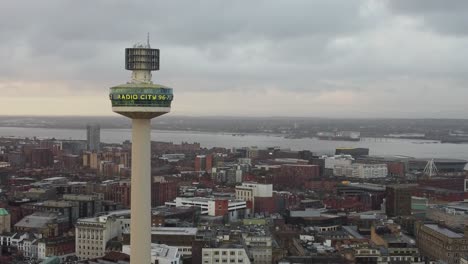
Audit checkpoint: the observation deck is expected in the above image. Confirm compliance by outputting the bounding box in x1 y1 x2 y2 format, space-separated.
110 41 174 119
110 83 173 119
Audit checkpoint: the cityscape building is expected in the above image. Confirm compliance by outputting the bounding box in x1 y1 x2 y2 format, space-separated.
386 185 413 217
75 210 130 260
202 247 252 264
0 209 11 233
165 197 246 219
86 124 101 152
415 222 468 263
235 182 273 214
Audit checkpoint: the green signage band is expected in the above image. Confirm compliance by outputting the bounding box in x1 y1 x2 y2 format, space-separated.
110 84 174 108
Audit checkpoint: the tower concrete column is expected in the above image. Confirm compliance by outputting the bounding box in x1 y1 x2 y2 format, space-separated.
130 118 151 264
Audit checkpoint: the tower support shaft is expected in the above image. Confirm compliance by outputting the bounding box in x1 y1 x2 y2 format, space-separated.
130 118 151 264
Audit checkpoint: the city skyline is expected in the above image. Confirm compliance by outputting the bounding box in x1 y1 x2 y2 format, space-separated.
2 0 468 118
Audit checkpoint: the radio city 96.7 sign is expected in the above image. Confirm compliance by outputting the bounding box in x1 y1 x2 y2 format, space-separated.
110 94 172 101
110 86 173 107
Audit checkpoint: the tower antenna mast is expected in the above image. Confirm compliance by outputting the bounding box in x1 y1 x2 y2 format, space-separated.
147 32 150 48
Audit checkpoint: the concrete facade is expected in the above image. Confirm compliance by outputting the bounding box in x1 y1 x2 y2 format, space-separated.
202 247 251 264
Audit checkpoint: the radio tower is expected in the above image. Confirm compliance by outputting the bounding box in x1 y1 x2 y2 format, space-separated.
109 37 174 264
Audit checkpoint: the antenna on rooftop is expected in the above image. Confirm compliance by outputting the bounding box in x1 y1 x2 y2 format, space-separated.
147 32 150 48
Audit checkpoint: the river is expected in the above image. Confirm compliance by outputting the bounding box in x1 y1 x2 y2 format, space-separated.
0 127 467 160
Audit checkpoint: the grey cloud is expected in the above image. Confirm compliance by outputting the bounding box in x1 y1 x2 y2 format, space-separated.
386 0 468 35
0 0 369 84
1 0 468 117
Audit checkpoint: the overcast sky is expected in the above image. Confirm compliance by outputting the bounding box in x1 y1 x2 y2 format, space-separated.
1 0 468 118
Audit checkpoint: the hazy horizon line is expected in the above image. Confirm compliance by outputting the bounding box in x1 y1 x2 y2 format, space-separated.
0 114 467 121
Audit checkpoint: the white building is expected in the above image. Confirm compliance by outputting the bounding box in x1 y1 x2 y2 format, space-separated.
75 210 130 260
351 163 388 178
202 247 251 264
334 163 388 178
238 158 251 166
165 197 246 218
333 165 354 177
123 243 181 264
160 153 185 162
243 234 272 264
236 182 272 201
20 238 38 259
324 155 354 169
0 233 40 258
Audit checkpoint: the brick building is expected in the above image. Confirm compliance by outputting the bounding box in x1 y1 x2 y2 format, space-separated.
151 181 178 207
274 164 320 189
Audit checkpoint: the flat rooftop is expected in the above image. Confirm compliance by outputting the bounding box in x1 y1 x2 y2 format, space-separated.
78 209 131 223
341 182 385 191
174 197 245 203
413 158 468 163
425 224 464 238
151 227 198 236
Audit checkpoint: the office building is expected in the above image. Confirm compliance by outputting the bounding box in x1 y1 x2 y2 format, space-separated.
123 227 197 257
86 124 101 152
275 164 320 189
202 247 251 264
351 163 388 178
415 222 468 263
195 154 213 173
75 210 130 260
166 197 246 219
386 185 413 217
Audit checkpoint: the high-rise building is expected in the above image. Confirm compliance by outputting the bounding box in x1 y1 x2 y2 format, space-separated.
108 38 174 264
30 148 54 168
151 180 178 207
385 185 413 217
86 124 101 152
194 154 213 172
